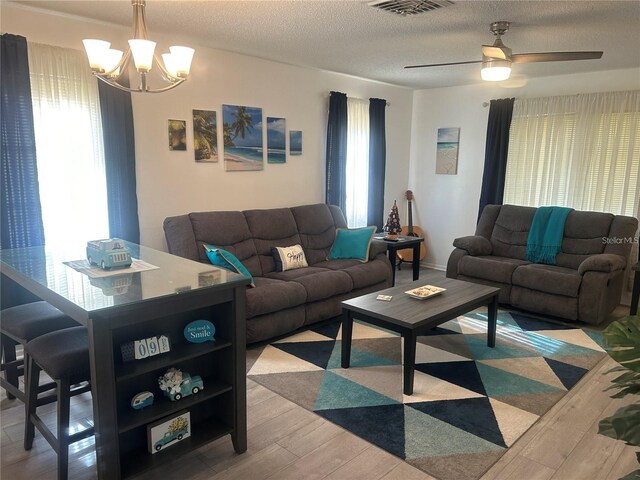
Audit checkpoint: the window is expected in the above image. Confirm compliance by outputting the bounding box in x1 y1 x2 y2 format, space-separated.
504 91 640 218
28 42 109 247
345 97 370 227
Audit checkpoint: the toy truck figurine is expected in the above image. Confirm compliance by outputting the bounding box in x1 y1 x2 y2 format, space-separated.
158 368 204 401
87 238 132 270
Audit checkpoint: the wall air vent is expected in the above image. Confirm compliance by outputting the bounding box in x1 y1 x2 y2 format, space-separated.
368 0 454 16
368 0 454 17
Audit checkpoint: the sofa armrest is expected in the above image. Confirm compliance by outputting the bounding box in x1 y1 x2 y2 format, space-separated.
452 235 492 256
369 240 388 260
578 254 627 275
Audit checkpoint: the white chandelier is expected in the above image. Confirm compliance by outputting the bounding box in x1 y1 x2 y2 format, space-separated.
83 0 194 93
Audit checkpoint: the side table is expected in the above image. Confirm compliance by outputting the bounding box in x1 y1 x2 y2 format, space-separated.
631 262 640 316
374 235 424 286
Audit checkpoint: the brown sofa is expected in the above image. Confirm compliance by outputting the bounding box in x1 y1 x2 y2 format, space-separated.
447 204 638 325
164 203 392 343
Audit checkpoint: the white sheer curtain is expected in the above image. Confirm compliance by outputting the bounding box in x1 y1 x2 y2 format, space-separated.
28 42 109 247
504 90 640 289
345 97 370 227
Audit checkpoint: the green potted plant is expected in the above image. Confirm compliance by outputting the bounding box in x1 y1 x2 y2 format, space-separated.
598 315 640 479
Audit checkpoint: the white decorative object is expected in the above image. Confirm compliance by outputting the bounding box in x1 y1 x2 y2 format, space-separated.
272 244 308 272
158 335 171 353
134 339 150 359
147 336 160 356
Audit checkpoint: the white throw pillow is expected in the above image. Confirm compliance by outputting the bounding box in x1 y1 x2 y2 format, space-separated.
272 245 309 272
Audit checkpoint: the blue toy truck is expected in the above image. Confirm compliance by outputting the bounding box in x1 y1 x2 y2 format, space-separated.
154 425 188 451
165 373 204 401
87 239 132 270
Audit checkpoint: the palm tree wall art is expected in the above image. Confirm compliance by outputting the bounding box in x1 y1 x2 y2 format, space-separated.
222 105 264 171
193 110 217 162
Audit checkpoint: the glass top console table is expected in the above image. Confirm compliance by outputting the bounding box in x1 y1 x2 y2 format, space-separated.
0 242 249 479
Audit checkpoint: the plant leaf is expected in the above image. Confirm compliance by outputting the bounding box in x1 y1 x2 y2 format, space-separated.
620 468 640 480
604 316 640 372
598 404 640 446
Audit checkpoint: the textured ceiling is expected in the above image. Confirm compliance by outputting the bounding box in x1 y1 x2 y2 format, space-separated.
14 0 640 89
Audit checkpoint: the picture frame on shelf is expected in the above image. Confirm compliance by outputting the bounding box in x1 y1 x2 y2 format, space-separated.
148 410 191 454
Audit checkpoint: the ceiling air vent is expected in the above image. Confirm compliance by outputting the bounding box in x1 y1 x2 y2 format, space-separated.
368 0 454 16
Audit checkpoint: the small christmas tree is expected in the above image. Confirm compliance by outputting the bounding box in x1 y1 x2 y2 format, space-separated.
384 200 401 236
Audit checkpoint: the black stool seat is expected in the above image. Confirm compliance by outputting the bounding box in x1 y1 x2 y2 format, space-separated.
26 327 90 383
2 301 79 342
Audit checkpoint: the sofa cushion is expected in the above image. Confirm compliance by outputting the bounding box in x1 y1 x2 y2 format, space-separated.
290 270 353 302
458 255 529 284
291 204 345 265
315 258 391 289
453 235 492 256
190 211 262 277
244 208 302 275
245 277 307 319
512 264 582 297
489 205 536 260
265 266 330 281
204 245 255 286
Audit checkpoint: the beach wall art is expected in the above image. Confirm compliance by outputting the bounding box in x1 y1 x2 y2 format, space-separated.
290 130 302 156
222 104 264 171
435 127 460 174
193 110 217 162
266 117 286 164
168 119 187 151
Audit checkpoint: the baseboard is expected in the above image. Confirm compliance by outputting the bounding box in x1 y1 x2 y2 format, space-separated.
420 262 446 271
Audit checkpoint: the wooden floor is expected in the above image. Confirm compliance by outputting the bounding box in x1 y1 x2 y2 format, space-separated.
1 269 637 479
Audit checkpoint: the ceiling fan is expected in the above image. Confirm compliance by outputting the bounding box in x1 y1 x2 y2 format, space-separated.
405 21 603 81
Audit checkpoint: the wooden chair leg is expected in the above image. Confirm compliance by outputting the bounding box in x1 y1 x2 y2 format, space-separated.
1 334 18 400
57 378 70 480
24 357 40 450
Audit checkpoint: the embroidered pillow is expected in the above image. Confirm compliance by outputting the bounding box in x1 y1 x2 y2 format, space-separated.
272 245 308 272
203 245 255 287
327 226 376 263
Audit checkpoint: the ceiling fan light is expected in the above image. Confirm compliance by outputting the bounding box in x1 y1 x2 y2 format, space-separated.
82 39 111 70
481 66 511 81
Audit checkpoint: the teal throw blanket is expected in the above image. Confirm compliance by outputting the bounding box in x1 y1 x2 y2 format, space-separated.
526 206 573 265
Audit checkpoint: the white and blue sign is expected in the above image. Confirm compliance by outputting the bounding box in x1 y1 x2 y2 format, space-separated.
184 320 215 343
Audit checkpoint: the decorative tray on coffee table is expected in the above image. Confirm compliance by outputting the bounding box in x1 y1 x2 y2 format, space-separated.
405 285 446 300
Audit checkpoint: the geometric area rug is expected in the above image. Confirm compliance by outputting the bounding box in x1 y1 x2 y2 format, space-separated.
248 311 607 480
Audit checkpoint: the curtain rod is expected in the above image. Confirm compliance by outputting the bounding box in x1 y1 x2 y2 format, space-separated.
326 93 390 106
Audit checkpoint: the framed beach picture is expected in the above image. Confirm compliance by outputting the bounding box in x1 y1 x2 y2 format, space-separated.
222 105 264 171
267 117 286 164
290 130 302 156
168 119 187 151
193 110 217 162
435 127 460 174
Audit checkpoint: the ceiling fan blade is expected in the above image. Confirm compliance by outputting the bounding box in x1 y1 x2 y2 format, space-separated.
482 45 508 60
404 60 482 69
511 51 603 64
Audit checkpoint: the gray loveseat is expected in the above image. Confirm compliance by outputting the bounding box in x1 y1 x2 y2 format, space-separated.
447 204 638 324
164 203 392 343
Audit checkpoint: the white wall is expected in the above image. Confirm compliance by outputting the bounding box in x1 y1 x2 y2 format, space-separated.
1 4 414 250
409 68 640 270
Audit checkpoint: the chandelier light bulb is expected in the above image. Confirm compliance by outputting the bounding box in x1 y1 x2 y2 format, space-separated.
102 49 124 77
162 53 179 78
82 39 111 70
128 39 156 72
169 46 195 77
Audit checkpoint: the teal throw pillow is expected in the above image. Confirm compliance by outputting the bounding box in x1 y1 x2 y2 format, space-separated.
203 245 255 287
327 226 376 263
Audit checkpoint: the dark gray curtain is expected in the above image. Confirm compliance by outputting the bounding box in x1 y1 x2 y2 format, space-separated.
325 91 348 211
478 98 515 221
1 34 47 307
1 34 45 250
98 76 140 243
367 98 387 231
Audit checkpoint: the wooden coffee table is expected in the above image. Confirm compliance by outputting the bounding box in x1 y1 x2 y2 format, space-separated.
341 271 500 395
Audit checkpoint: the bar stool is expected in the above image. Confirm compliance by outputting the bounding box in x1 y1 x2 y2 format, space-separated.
1 301 79 401
24 326 93 480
